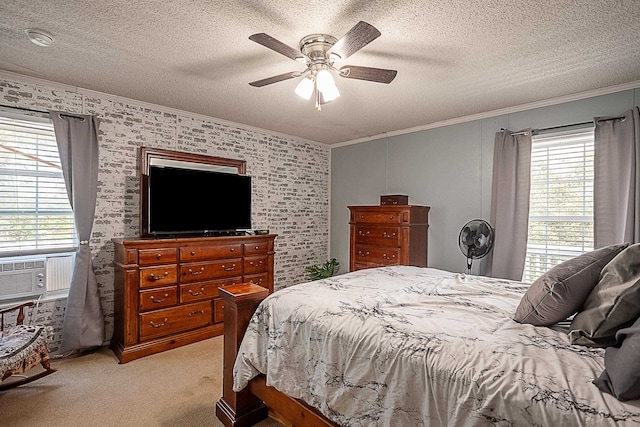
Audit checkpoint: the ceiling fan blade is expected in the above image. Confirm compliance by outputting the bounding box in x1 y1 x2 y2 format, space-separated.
249 71 300 87
249 33 308 62
328 21 381 61
338 65 397 83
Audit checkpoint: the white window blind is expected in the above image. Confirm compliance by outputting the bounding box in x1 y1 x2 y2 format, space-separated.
522 128 595 283
0 113 77 255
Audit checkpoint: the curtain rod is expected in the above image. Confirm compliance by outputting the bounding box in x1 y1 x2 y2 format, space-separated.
0 103 86 119
506 115 626 136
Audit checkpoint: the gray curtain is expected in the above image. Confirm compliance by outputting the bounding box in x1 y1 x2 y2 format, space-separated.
594 107 640 248
51 111 105 353
488 129 532 281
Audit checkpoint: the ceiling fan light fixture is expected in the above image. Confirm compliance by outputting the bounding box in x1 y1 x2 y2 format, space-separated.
315 69 335 93
316 69 340 102
25 29 54 47
320 82 340 102
295 76 314 100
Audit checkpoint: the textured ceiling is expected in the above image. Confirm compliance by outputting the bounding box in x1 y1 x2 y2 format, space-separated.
1 0 639 145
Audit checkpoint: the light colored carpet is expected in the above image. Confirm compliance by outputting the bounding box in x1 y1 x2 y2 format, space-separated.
0 336 282 427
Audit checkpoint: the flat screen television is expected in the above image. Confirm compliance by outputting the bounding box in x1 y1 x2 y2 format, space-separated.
145 165 251 236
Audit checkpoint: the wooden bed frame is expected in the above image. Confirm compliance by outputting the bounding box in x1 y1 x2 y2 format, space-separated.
215 283 338 427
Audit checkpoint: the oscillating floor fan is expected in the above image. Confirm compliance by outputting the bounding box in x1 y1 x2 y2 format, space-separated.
458 219 494 274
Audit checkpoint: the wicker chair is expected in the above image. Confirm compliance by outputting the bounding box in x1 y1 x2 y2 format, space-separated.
0 301 56 390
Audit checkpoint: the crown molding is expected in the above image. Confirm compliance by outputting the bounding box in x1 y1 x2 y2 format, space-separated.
332 80 640 149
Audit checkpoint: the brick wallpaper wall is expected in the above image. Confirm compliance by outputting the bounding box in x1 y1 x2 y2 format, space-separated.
0 73 330 352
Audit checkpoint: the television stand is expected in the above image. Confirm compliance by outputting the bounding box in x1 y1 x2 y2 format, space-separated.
111 233 276 363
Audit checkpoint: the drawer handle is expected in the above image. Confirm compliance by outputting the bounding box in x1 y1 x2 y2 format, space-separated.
156 254 162 259
358 230 370 236
189 310 205 317
357 250 370 257
149 272 169 281
254 246 259 250
221 263 236 271
188 287 206 297
188 267 205 275
389 216 394 220
249 260 264 267
150 293 169 303
230 248 235 252
382 253 396 260
250 278 264 285
190 251 196 256
149 318 168 328
382 232 397 238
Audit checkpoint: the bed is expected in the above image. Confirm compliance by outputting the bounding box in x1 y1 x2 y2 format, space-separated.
216 266 640 426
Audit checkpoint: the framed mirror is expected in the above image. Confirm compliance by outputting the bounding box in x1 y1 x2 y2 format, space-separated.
139 147 247 237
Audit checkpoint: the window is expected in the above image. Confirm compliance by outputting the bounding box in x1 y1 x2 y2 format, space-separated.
0 112 77 256
522 127 595 282
0 111 77 299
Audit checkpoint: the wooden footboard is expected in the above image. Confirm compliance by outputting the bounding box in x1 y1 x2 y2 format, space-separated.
215 283 338 427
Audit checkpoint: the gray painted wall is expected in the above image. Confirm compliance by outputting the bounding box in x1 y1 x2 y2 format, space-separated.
331 87 640 277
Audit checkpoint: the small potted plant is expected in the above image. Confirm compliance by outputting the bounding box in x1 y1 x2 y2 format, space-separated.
305 258 340 281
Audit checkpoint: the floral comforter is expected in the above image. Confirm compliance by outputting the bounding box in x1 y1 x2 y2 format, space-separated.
234 266 640 426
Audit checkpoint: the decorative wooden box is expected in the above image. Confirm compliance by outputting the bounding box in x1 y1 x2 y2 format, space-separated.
380 194 409 205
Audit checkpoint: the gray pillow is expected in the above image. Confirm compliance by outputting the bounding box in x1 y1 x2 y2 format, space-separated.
570 243 640 347
593 316 640 401
514 243 628 326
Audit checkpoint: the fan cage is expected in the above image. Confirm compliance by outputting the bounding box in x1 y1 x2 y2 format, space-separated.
458 219 494 274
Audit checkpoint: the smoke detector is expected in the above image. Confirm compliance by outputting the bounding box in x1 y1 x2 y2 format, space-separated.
25 29 54 47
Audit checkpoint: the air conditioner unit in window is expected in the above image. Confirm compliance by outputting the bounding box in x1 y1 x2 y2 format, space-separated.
0 258 46 300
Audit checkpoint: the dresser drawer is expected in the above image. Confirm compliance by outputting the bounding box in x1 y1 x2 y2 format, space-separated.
180 244 242 261
244 255 268 275
245 272 269 289
353 262 377 271
244 241 269 255
355 226 401 247
353 210 403 224
139 265 178 289
354 246 400 265
139 301 212 341
180 276 241 303
139 286 178 311
180 259 242 283
213 298 224 323
138 248 178 266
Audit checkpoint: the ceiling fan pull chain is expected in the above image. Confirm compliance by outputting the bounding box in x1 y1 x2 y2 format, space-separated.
315 87 321 112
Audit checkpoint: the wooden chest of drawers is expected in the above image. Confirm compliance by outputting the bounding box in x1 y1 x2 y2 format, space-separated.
111 234 276 363
349 205 429 271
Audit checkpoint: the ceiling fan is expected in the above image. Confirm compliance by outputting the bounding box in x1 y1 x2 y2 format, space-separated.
248 21 397 111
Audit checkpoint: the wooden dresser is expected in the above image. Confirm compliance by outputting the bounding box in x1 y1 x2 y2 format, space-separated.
111 234 276 363
349 205 429 271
